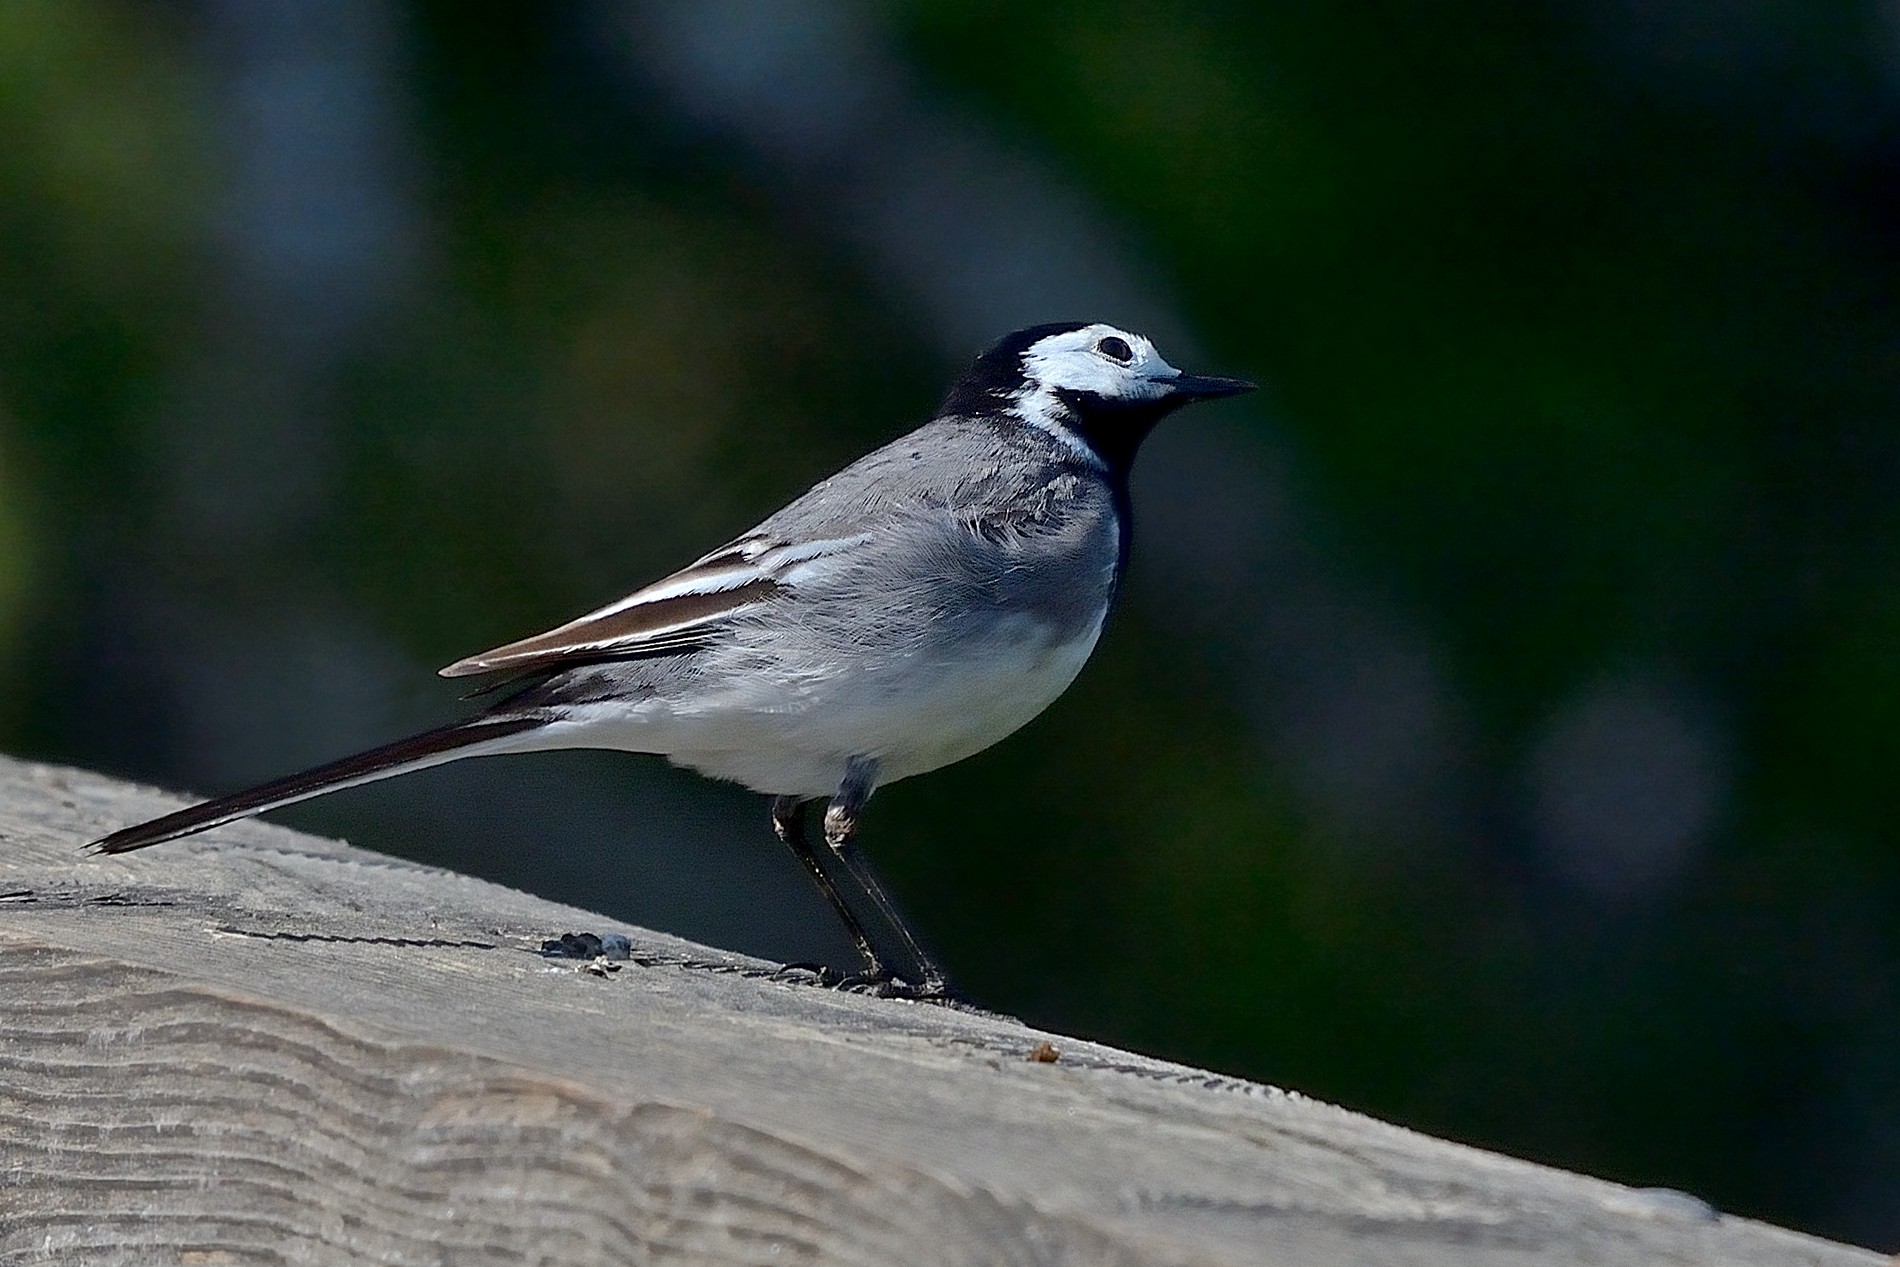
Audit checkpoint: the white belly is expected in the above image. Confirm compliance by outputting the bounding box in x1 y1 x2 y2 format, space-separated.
542 610 1108 798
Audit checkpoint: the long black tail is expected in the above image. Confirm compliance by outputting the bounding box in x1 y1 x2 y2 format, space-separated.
90 715 545 855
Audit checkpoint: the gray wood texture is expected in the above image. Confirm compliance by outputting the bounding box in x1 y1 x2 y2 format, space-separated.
0 755 1878 1265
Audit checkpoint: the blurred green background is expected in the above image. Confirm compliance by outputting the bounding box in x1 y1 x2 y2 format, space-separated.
4 0 1897 1246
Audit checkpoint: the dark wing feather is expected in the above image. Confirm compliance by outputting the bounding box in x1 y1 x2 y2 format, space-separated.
437 532 866 679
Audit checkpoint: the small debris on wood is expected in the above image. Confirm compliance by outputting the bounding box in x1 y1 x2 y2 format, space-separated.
540 931 632 961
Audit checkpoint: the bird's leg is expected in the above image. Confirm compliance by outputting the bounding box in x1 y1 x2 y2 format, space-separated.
770 794 885 983
825 759 953 999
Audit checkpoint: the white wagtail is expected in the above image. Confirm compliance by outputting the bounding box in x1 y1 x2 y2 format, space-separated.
94 322 1253 997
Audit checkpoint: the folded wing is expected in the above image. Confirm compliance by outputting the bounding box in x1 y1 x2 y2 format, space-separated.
438 532 871 678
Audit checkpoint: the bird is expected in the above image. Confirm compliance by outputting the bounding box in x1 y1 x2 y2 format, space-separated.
92 321 1255 999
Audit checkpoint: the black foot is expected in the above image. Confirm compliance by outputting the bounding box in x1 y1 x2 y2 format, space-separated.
835 970 957 1003
770 960 843 987
766 962 951 1000
539 931 631 960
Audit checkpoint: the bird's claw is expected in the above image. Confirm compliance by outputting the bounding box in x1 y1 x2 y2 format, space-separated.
770 960 843 987
835 969 955 1002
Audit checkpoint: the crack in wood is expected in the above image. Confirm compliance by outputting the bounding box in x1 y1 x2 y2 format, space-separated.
209 925 500 950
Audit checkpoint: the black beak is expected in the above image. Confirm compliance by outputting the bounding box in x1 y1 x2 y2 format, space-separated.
1167 372 1256 401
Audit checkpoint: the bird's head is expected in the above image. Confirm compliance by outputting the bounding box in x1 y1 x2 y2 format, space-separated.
940 321 1254 474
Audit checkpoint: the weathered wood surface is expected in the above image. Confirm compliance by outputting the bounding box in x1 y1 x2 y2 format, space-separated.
0 755 1876 1266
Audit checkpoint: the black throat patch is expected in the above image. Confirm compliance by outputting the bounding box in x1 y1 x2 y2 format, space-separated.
1048 387 1184 479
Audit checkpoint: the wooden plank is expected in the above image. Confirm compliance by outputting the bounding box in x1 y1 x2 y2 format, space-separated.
0 755 1877 1266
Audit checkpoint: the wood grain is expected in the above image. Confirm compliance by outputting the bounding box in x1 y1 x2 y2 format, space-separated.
0 756 1879 1266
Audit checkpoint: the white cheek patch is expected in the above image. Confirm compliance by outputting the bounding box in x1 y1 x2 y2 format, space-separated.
1010 386 1110 468
1020 325 1180 401
1007 323 1186 466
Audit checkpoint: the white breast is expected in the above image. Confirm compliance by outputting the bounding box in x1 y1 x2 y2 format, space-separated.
675 605 1109 795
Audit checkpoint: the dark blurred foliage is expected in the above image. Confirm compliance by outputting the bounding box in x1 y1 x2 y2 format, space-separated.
2 0 1897 1247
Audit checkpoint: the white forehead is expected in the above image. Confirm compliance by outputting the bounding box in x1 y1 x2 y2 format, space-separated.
1019 323 1179 398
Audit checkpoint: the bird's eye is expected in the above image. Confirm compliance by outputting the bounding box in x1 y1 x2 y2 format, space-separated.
1096 336 1133 363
